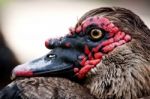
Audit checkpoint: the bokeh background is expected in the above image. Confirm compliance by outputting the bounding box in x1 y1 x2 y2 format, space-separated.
0 0 150 63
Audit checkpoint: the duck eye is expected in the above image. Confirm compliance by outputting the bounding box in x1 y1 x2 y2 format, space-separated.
90 29 103 40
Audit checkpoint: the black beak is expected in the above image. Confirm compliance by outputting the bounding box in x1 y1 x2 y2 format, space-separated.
12 47 82 80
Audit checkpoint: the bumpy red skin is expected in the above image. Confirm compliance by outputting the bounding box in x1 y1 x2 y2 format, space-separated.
69 17 132 79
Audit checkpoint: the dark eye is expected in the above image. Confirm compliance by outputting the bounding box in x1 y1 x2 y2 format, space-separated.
89 29 103 40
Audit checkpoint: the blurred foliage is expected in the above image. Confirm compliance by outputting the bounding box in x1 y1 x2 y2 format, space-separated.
0 0 8 6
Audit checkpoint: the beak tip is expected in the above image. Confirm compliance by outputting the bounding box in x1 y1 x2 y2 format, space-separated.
14 70 33 77
12 65 33 77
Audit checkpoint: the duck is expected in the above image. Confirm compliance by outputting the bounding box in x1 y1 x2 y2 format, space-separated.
0 7 149 99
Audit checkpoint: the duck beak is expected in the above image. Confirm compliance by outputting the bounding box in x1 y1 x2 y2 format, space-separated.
12 48 82 80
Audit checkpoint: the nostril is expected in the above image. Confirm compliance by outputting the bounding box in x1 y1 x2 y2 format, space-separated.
47 54 56 59
45 54 57 61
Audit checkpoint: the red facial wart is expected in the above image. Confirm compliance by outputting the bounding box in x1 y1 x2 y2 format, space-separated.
69 16 132 79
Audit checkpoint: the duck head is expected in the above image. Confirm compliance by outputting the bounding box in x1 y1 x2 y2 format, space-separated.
12 16 131 81
12 7 150 98
11 6 135 82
